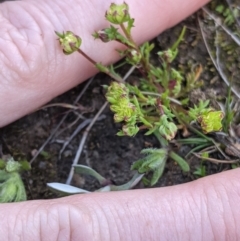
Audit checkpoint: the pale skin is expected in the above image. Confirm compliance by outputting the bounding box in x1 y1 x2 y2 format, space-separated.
1 0 240 240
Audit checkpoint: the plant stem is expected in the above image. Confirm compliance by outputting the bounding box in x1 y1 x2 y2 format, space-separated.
120 23 155 83
77 49 97 66
154 130 168 147
154 130 190 172
141 91 182 105
120 23 137 49
104 70 124 83
171 26 186 51
77 49 124 83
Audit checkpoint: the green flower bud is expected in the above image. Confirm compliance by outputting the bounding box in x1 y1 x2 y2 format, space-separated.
197 110 224 134
106 82 139 134
55 31 82 55
157 115 177 140
105 2 130 24
112 102 136 122
114 113 124 123
93 26 126 44
158 49 178 63
93 30 111 43
93 28 114 43
120 124 139 136
106 82 128 104
125 49 142 65
5 158 21 173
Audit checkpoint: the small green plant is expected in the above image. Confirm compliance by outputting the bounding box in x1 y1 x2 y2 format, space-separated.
0 156 30 203
193 152 208 178
215 3 239 26
54 2 230 191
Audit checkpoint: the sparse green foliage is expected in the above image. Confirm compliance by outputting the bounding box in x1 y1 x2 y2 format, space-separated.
193 152 208 177
55 2 211 186
40 151 51 160
54 1 238 189
189 100 211 120
193 166 206 177
215 4 239 26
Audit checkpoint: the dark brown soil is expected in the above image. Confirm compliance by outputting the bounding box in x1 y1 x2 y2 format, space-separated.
0 10 234 200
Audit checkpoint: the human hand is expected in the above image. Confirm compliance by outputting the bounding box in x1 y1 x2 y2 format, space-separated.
3 1 240 241
1 168 240 240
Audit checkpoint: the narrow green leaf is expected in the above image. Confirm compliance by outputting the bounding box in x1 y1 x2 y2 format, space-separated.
150 160 166 186
47 182 90 195
73 164 107 185
106 172 144 191
169 151 190 172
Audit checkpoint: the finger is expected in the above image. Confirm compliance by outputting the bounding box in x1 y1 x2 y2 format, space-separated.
1 168 240 240
0 0 209 127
